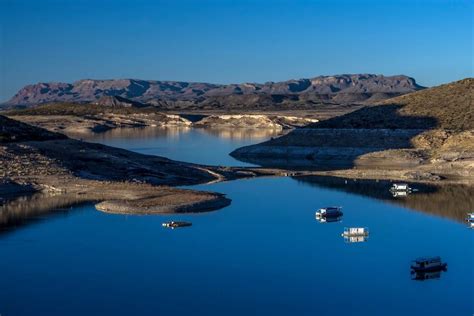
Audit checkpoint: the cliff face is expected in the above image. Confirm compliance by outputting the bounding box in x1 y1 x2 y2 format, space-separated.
2 74 424 108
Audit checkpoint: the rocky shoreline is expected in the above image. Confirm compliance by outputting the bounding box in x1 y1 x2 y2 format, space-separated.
231 79 474 183
2 78 473 225
0 115 258 220
7 112 318 137
231 128 474 183
95 190 232 215
1 114 303 223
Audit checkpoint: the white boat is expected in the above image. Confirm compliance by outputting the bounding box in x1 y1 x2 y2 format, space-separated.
466 213 474 221
341 227 369 237
315 206 343 218
390 183 411 191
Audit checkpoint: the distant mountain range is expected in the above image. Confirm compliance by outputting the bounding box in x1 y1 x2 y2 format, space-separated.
2 74 425 109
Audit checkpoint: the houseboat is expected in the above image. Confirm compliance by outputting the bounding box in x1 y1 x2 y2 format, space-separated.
466 213 474 222
410 257 447 272
315 206 343 218
341 227 369 237
390 183 411 192
162 221 192 229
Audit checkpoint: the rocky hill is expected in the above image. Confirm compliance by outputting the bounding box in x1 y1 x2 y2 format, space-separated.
308 78 473 130
231 78 474 181
0 115 67 143
2 74 424 109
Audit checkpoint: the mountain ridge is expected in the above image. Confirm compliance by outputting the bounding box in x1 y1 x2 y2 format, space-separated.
2 74 424 108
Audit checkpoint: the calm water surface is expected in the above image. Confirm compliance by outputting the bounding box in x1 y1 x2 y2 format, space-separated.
81 126 283 166
1 127 473 316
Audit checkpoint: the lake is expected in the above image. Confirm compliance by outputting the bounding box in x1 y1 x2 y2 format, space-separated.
1 127 473 316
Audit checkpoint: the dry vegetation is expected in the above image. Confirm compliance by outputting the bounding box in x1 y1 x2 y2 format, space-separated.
232 79 474 181
3 102 157 116
380 78 473 131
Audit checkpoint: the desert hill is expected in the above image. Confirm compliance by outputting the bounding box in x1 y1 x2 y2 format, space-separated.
231 78 474 181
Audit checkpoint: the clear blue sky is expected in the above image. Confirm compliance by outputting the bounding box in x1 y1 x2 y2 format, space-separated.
0 0 472 101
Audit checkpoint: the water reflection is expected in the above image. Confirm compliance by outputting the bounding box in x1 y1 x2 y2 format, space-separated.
81 126 193 141
391 190 409 198
81 126 284 142
0 192 89 233
343 235 369 243
197 128 284 140
315 215 342 223
411 270 445 281
295 176 474 223
78 126 284 167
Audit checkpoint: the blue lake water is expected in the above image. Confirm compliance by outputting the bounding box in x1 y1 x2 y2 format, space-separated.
1 127 473 316
81 126 283 166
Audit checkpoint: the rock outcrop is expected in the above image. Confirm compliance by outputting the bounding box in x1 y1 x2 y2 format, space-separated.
192 114 318 129
0 115 67 142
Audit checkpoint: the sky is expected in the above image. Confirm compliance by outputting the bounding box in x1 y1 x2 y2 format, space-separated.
0 0 472 101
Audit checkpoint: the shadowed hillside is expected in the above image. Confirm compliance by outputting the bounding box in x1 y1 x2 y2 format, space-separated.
305 78 473 130
0 115 67 143
379 78 473 131
231 79 474 179
3 102 157 116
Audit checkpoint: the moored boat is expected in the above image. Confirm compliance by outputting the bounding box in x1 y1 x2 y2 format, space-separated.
390 183 411 192
341 227 369 237
410 257 447 272
315 206 343 218
466 212 474 222
162 221 192 229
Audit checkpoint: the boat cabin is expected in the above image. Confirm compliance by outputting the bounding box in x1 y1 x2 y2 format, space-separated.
411 257 447 272
467 213 474 221
315 206 343 218
162 221 192 229
390 183 410 191
342 227 369 237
